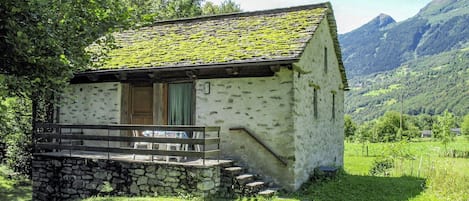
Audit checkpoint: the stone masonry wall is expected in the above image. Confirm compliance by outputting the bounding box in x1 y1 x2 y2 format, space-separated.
32 156 220 200
292 16 345 189
59 82 122 147
60 82 121 124
194 69 296 190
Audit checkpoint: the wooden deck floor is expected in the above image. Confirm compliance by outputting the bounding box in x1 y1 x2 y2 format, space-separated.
34 150 231 167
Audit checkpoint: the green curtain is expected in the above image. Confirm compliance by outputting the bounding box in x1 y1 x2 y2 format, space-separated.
168 83 193 125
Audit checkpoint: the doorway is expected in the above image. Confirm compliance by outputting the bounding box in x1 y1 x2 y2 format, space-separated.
125 82 194 126
129 84 153 125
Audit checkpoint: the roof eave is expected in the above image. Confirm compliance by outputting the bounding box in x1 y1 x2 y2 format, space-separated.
323 2 349 90
76 58 300 77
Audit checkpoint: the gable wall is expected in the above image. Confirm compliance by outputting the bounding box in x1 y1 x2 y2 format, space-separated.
292 17 345 189
194 69 296 189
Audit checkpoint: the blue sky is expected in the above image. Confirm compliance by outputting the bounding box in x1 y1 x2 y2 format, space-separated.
206 0 433 33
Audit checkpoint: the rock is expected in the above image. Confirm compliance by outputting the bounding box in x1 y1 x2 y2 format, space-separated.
72 180 84 189
134 169 145 176
145 173 156 179
168 170 181 177
93 172 107 180
201 169 213 178
82 175 93 180
164 177 178 183
146 166 156 172
197 180 215 191
130 182 139 195
63 188 77 194
137 176 148 185
139 184 149 191
46 185 55 193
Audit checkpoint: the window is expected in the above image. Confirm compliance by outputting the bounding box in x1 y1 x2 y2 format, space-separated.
324 47 328 74
313 88 318 119
332 93 336 120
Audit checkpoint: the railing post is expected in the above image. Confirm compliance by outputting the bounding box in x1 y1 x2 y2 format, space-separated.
107 129 110 160
203 129 206 166
151 130 155 162
217 128 220 163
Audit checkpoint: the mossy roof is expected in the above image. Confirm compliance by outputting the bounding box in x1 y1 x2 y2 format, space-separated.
89 2 348 88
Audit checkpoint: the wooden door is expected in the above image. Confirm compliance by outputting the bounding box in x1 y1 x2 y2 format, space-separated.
130 85 153 125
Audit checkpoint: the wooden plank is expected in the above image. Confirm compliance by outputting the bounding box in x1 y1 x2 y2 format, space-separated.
153 83 167 125
35 134 219 145
35 123 212 132
40 132 83 135
203 150 221 158
204 127 221 132
121 83 130 124
35 143 209 158
204 138 220 145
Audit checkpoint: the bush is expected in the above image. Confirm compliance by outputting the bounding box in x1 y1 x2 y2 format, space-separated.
0 97 33 177
369 158 394 176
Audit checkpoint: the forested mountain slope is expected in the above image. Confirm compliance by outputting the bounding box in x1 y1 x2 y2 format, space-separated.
341 0 469 122
340 0 469 78
345 46 469 122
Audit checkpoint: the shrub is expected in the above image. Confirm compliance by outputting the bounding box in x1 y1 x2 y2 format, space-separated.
0 97 33 176
369 158 394 176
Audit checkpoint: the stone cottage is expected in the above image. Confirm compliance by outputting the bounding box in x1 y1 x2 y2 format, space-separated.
51 2 348 192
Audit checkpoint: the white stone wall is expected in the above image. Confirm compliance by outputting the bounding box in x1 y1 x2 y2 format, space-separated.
195 69 296 189
292 17 345 189
59 82 122 147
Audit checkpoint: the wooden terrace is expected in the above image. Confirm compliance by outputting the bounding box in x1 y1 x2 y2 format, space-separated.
33 123 222 165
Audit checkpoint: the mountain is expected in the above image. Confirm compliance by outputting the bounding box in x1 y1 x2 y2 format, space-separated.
341 0 469 122
346 47 469 122
340 0 469 78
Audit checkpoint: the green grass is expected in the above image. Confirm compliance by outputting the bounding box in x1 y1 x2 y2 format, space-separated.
343 137 469 201
0 166 32 201
84 197 193 201
3 138 469 201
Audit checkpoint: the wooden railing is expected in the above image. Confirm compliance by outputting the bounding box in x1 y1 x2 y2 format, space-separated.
33 123 220 165
229 127 288 166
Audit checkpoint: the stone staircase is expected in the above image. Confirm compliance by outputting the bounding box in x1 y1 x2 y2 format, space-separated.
219 162 279 198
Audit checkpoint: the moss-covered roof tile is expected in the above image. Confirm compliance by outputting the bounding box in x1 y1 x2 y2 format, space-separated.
93 5 330 70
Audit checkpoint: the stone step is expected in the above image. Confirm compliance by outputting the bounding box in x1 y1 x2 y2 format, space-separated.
235 174 254 185
244 181 265 195
223 167 243 176
257 189 277 197
219 160 234 168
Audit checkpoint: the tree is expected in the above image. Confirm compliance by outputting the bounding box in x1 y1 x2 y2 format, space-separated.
432 110 456 151
1 0 129 100
202 0 241 15
202 2 220 15
1 0 129 175
461 113 469 139
123 0 241 26
374 111 401 142
344 114 357 141
218 0 241 13
1 0 242 175
372 111 419 142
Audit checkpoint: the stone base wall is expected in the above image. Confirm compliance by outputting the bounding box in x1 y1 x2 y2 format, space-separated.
32 156 221 200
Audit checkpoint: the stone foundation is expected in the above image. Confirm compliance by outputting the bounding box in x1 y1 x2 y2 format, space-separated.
32 156 223 200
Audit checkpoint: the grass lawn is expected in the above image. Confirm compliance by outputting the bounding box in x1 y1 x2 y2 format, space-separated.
2 138 468 201
0 166 32 201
